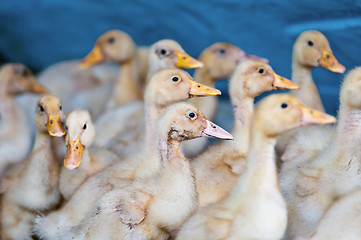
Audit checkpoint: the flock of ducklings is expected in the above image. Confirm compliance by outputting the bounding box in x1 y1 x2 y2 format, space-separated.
1 28 360 240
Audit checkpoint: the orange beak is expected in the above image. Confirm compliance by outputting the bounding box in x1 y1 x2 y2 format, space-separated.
189 79 221 96
319 48 346 74
79 45 104 69
272 73 299 90
47 114 66 137
300 105 337 126
64 137 84 170
175 51 204 69
29 79 49 94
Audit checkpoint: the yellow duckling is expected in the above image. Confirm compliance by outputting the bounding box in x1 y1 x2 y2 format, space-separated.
59 110 118 200
281 67 361 239
276 30 345 162
0 63 48 176
0 94 66 240
176 94 335 240
290 30 345 112
192 59 298 208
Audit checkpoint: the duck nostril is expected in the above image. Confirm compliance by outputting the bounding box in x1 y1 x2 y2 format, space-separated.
50 120 54 125
182 57 187 60
326 54 330 59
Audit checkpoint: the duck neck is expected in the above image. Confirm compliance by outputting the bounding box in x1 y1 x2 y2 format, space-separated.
27 130 59 176
0 72 10 97
194 67 214 86
228 129 278 203
33 130 53 152
159 138 184 164
108 57 141 108
191 68 218 121
291 61 325 112
143 102 165 155
335 105 361 162
228 94 254 153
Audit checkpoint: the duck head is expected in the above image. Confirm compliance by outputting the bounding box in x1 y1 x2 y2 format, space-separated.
35 94 66 137
229 59 299 99
255 94 336 138
145 68 221 105
0 63 48 96
159 102 233 141
293 30 345 73
199 42 268 82
63 110 95 170
80 30 136 69
148 39 203 72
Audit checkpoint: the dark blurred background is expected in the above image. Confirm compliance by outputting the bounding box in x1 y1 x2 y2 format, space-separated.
1 0 361 115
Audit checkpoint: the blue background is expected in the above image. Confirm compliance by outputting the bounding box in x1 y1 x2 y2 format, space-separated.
1 0 361 115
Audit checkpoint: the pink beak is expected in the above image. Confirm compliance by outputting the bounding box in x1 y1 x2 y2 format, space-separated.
201 120 233 140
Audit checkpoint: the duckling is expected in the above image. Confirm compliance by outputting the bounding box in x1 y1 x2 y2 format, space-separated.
94 41 204 155
183 42 268 158
59 110 118 200
176 94 336 240
79 30 143 111
0 63 48 176
281 67 361 239
32 69 220 238
0 94 66 240
42 103 233 240
290 30 345 112
192 59 299 208
307 189 361 240
276 30 345 162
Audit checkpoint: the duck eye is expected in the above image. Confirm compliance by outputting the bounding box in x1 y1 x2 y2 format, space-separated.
21 69 28 77
39 105 44 112
218 48 226 54
281 103 288 109
65 125 68 130
172 76 179 82
258 68 264 74
307 40 314 46
160 49 167 55
107 37 115 44
60 105 62 110
188 112 196 119
83 124 87 130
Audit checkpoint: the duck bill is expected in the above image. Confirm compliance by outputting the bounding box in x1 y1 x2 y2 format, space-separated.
29 78 49 94
300 105 337 127
272 73 299 90
64 137 84 170
47 114 66 137
201 119 233 140
79 45 104 69
189 80 221 97
175 51 204 69
318 49 346 74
